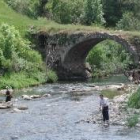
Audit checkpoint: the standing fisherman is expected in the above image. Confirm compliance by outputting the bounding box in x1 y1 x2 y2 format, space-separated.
5 89 12 102
99 94 109 126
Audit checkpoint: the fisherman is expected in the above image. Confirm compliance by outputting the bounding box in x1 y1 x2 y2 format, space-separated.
99 94 109 126
5 89 12 102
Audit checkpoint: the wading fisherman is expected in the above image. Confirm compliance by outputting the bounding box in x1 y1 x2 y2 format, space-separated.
5 89 12 102
99 94 109 126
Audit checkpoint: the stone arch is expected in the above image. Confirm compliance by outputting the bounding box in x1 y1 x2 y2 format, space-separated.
61 33 138 80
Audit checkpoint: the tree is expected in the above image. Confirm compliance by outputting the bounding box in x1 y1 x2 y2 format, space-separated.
45 0 84 24
102 0 122 27
115 0 140 31
84 0 105 25
116 12 140 31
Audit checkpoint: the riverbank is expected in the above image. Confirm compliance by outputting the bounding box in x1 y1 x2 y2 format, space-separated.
85 84 140 127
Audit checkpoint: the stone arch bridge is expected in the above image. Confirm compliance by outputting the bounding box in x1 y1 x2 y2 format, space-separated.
35 31 140 80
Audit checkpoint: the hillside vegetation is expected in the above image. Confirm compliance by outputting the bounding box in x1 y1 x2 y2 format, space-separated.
0 0 104 35
0 0 140 89
1 0 140 36
0 1 58 89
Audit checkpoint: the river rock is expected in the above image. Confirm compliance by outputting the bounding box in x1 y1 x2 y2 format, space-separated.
30 95 41 99
92 84 126 91
11 135 19 140
42 93 51 97
12 108 22 113
0 89 13 95
6 101 13 108
134 109 140 114
113 94 126 103
0 105 8 109
105 84 125 90
0 101 13 109
87 84 96 87
136 123 140 127
22 95 32 100
93 86 100 91
17 105 28 110
112 105 119 112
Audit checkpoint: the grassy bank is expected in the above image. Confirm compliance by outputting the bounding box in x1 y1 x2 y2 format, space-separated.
0 70 58 89
0 72 46 89
100 89 123 99
0 0 60 89
0 22 58 90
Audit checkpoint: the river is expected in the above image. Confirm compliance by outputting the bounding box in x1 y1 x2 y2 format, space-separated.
0 75 140 140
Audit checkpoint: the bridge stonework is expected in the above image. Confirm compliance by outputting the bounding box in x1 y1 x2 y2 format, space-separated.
36 32 140 80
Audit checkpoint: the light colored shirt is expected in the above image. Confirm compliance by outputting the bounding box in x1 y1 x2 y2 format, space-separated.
100 97 109 107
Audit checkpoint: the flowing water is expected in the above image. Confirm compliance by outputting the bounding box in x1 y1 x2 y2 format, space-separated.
0 75 140 140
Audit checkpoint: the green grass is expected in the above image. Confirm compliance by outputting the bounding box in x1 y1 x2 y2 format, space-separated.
1 0 140 37
0 71 47 89
46 70 58 83
128 88 140 109
101 89 123 99
126 114 139 128
0 0 35 35
0 69 58 89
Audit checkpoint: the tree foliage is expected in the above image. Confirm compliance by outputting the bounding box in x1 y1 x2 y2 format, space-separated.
45 0 105 25
83 0 105 25
0 23 43 74
116 12 140 31
116 0 140 30
86 40 132 77
102 0 122 27
0 23 54 88
4 0 140 30
45 0 85 24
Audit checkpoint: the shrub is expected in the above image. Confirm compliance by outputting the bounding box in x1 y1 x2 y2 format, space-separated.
46 69 58 83
116 12 140 31
128 88 140 109
0 71 46 89
0 23 43 73
83 0 105 25
126 114 139 128
45 0 85 24
0 23 48 89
